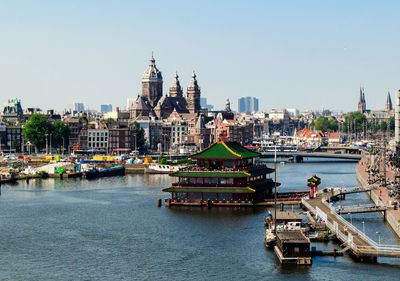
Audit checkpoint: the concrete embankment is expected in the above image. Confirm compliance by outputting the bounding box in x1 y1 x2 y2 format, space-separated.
356 157 400 238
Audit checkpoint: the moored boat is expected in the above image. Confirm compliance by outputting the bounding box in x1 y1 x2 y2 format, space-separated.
145 163 180 174
162 141 278 207
84 165 125 179
264 211 303 248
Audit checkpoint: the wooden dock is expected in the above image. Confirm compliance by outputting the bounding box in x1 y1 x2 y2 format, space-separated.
303 195 400 261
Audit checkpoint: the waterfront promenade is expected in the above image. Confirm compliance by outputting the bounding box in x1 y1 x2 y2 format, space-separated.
357 156 400 238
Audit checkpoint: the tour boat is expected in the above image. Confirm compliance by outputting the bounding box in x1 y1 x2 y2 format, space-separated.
145 163 180 174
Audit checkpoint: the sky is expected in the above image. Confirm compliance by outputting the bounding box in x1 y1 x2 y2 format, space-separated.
1 0 399 113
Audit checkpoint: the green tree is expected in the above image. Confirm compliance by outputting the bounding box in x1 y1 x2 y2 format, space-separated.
328 119 338 131
313 116 330 131
132 122 145 152
368 119 379 133
322 109 331 116
105 118 115 124
342 112 366 133
52 121 70 149
313 116 337 132
380 120 388 132
389 116 395 133
22 114 53 150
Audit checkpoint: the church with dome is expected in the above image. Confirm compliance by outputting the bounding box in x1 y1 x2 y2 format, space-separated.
129 55 202 120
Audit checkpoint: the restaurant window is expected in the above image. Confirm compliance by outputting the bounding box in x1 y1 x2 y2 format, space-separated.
225 160 234 168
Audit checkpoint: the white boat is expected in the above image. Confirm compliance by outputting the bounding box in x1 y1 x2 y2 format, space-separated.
145 163 180 174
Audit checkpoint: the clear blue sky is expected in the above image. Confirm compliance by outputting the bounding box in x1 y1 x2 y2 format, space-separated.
1 0 399 112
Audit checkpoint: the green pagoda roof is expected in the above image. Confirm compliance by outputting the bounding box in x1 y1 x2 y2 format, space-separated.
190 141 260 159
170 167 274 178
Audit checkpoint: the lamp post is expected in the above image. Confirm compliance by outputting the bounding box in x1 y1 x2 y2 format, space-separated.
49 133 52 155
45 133 48 155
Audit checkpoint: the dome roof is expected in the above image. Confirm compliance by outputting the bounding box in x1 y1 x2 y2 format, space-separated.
142 54 162 82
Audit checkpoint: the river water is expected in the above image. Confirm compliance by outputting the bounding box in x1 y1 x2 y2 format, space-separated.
1 160 400 280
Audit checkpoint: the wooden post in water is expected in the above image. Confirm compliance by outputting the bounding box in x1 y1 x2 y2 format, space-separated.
157 198 162 207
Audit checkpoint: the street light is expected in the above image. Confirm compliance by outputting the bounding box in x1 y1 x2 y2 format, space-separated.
45 133 48 155
376 231 381 246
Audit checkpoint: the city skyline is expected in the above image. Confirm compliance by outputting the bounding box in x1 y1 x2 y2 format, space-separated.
1 1 399 112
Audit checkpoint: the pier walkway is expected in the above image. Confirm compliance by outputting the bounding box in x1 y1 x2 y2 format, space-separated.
326 186 376 198
303 196 400 259
335 204 387 215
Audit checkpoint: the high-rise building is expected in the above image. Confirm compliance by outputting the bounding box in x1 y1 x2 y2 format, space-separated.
100 104 112 113
200 97 214 111
238 97 259 113
74 103 85 113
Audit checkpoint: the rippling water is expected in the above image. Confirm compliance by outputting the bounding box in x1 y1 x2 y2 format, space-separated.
0 161 400 280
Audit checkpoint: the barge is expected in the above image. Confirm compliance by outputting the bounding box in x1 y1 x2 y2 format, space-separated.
84 165 125 179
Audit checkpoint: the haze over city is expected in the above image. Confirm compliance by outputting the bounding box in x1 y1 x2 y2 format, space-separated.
1 0 399 112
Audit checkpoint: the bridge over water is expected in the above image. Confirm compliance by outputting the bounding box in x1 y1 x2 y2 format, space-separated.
260 152 362 162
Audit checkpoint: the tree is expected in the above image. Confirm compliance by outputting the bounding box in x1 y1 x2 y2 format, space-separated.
132 122 145 152
312 116 338 132
22 114 53 150
105 118 115 124
322 109 331 116
342 112 366 133
389 116 395 133
368 119 380 133
380 120 388 132
313 116 330 131
52 121 70 149
328 119 338 131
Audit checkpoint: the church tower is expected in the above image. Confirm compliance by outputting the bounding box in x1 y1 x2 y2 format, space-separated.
142 54 163 108
358 87 366 113
187 70 201 114
385 91 393 112
169 71 183 97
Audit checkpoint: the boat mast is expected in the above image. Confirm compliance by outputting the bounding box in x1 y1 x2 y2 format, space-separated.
274 144 277 234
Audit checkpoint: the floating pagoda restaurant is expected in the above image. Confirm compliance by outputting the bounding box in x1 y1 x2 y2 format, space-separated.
162 141 277 207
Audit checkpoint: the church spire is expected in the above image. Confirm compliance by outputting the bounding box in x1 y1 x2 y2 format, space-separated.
187 70 201 115
169 70 183 97
358 86 366 113
386 91 393 112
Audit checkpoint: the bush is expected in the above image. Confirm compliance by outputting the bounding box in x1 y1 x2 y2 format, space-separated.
159 158 168 165
37 171 49 179
177 159 194 165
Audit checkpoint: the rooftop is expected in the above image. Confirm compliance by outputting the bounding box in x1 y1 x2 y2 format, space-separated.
190 141 260 159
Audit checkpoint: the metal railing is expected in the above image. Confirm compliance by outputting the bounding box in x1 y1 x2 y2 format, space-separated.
321 198 400 253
